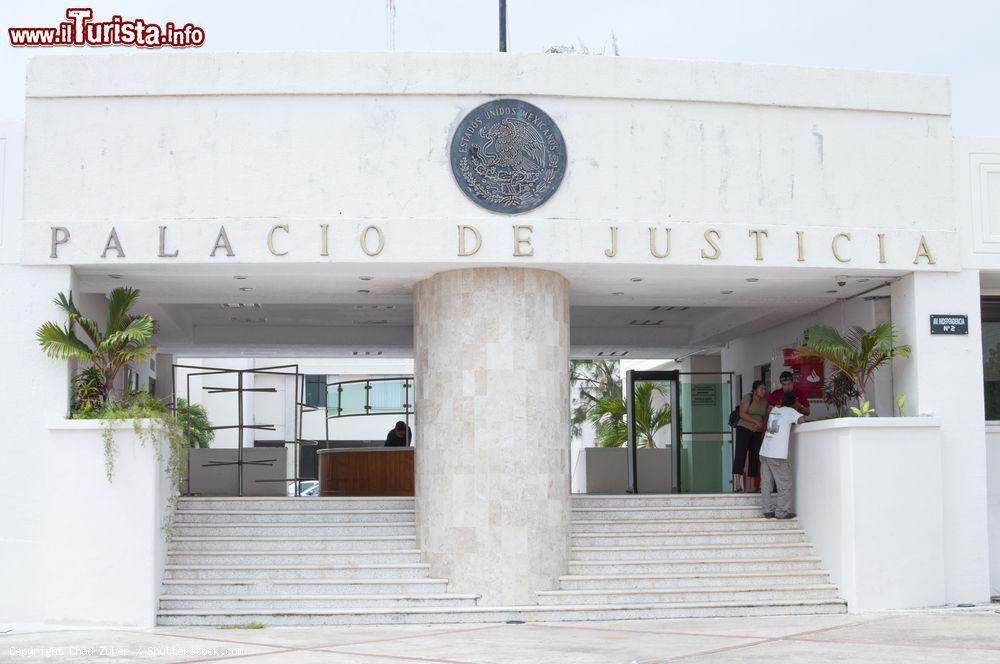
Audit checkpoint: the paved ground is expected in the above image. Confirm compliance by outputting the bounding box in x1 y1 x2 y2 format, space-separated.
3 609 1000 663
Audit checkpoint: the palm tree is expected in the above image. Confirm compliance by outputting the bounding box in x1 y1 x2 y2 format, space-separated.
37 287 157 406
570 360 621 438
587 381 672 449
794 322 910 408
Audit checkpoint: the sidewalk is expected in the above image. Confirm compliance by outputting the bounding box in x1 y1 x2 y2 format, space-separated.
2 608 999 663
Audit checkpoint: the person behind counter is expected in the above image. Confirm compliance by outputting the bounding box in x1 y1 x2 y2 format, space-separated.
385 420 412 447
768 370 811 416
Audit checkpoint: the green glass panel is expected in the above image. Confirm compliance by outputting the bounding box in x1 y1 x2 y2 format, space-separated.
338 382 367 416
370 380 408 412
677 378 732 494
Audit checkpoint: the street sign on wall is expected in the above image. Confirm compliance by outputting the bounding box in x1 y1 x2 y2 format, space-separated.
929 314 968 335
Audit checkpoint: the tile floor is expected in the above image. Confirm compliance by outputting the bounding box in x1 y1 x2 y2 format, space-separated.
2 608 999 663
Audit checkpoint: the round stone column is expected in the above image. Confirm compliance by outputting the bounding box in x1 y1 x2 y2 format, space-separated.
413 267 570 606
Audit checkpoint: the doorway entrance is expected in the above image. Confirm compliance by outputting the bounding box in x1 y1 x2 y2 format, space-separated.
624 370 735 494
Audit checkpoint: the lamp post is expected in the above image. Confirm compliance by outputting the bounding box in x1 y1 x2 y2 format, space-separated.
499 0 508 52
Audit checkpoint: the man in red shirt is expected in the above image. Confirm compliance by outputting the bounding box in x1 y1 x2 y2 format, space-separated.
768 371 811 416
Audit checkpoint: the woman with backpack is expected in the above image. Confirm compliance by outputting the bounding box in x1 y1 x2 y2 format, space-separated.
732 380 770 493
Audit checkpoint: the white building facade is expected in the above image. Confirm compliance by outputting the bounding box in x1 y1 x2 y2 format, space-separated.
0 52 998 625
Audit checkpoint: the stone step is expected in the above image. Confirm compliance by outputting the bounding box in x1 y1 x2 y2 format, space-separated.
167 550 423 566
160 578 451 596
572 494 760 508
159 594 480 610
536 584 841 605
164 563 433 580
572 506 763 520
173 509 415 524
156 598 846 626
172 523 416 538
558 570 833 590
571 530 807 547
177 497 414 511
570 543 814 561
571 518 798 533
169 536 418 552
568 556 824 576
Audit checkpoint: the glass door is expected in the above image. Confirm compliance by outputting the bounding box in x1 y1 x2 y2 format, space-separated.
676 372 734 493
625 370 679 494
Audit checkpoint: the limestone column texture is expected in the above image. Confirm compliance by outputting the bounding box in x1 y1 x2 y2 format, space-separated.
413 267 571 606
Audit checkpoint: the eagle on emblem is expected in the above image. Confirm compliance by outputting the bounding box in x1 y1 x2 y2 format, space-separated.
471 117 546 173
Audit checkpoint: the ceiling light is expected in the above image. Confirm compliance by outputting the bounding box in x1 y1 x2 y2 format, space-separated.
826 290 839 294
745 278 759 283
359 276 374 281
108 274 122 279
858 278 870 283
611 292 624 296
357 289 371 294
239 287 253 292
630 277 643 282
233 275 248 280
720 290 734 294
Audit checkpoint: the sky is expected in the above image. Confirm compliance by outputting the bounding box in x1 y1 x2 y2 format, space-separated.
1 0 998 135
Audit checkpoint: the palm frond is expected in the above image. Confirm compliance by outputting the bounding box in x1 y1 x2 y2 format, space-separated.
53 291 105 346
105 286 141 333
114 344 157 364
101 315 156 349
36 321 95 360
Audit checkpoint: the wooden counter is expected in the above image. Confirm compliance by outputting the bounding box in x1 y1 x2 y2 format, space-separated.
317 448 414 496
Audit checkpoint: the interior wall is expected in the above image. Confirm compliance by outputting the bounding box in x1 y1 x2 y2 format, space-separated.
721 296 891 415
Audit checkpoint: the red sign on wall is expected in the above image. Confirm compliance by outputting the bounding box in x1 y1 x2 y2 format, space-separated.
782 349 824 399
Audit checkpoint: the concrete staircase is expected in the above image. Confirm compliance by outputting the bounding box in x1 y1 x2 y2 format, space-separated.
156 496 480 626
540 494 847 617
157 493 845 626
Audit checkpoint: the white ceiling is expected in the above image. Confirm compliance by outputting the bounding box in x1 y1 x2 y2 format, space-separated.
74 263 895 359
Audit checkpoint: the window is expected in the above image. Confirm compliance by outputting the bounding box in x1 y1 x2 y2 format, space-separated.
982 298 1000 420
303 375 327 408
370 379 408 412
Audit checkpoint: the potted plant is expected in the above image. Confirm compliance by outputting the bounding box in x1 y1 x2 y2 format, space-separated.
794 321 910 416
588 381 671 448
37 287 158 407
582 381 672 492
36 286 184 483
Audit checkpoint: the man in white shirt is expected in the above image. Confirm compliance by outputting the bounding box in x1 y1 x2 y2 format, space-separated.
760 391 806 519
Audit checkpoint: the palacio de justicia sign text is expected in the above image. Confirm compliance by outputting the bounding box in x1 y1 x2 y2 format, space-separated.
42 221 942 268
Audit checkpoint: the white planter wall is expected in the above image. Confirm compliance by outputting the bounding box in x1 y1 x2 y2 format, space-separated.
793 418 945 611
45 419 173 627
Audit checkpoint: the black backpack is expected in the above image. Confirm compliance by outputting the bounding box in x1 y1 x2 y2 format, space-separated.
728 406 741 428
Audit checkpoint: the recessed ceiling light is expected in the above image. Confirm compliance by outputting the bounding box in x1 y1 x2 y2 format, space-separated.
611 292 625 296
826 289 839 294
858 278 870 283
359 276 374 281
108 274 122 279
745 278 759 283
233 275 248 280
239 287 253 292
357 289 371 294
720 290 734 294
630 277 643 282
